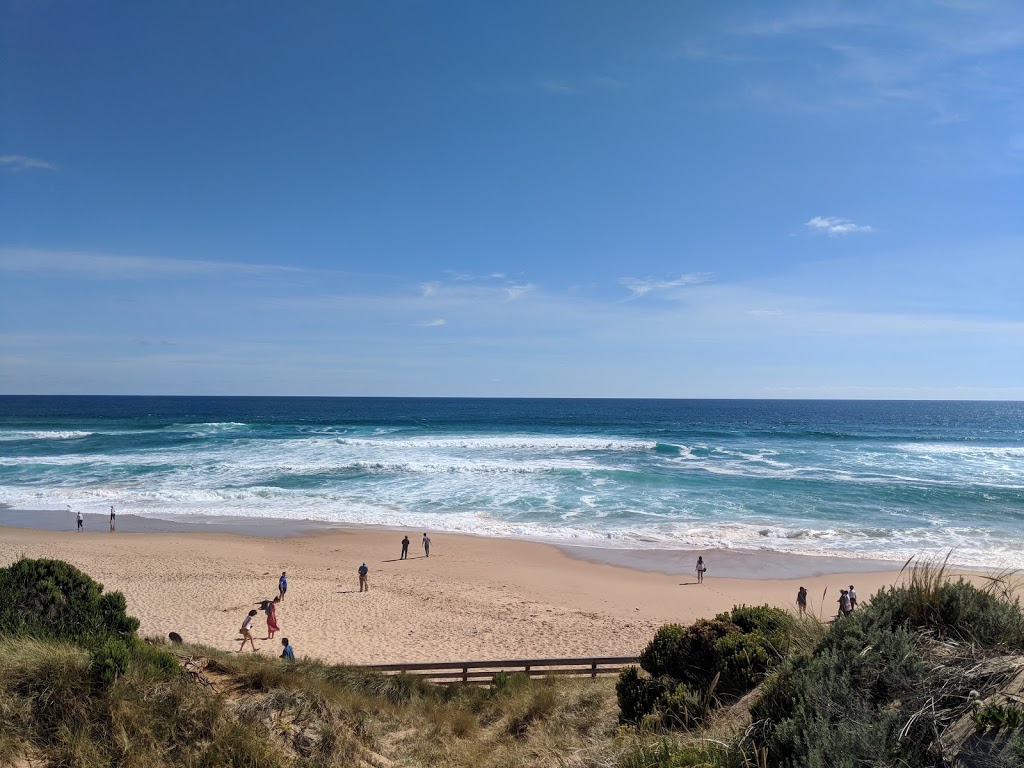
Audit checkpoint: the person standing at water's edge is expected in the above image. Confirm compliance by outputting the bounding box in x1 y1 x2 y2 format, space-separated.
401 535 409 560
76 510 83 531
278 572 287 601
422 533 431 557
358 562 369 592
695 556 705 584
109 506 116 532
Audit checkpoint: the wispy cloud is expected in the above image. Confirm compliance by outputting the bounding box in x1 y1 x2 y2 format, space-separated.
540 79 576 94
416 319 447 328
0 248 301 278
618 273 713 299
539 76 626 94
0 154 57 172
804 216 874 236
503 284 534 301
686 4 1024 123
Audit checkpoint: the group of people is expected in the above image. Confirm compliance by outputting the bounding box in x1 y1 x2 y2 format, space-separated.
236 571 294 660
71 506 117 532
399 532 432 560
794 584 859 618
236 535 436 657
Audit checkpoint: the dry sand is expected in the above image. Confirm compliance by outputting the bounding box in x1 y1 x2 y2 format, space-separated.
0 524 964 665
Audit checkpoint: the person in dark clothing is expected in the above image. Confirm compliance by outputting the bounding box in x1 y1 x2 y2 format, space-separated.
401 535 410 560
358 563 369 592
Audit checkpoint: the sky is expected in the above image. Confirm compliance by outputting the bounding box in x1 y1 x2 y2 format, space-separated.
1 1 1022 398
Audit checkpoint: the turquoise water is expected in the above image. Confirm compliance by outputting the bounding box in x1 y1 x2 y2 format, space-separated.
1 396 1022 567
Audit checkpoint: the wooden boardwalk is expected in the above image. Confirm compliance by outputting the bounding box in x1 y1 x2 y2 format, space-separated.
362 655 639 684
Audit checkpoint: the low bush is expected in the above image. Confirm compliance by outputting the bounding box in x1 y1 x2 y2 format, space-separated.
639 624 689 680
0 557 139 647
866 576 1024 649
716 605 794 643
712 631 772 695
654 678 716 730
617 666 673 724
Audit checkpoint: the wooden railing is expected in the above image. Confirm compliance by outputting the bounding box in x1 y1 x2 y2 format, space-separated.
361 656 638 684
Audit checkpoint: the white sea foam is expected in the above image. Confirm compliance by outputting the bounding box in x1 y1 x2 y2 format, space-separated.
0 430 94 441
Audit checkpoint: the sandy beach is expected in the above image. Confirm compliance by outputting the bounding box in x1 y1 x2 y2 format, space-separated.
0 515 956 665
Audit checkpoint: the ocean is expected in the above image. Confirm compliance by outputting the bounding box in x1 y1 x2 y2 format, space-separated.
1 396 1022 568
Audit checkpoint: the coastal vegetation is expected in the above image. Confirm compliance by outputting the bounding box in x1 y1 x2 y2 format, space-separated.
1 556 1022 767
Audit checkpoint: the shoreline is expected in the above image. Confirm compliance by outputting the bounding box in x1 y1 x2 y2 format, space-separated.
2 514 992 664
2 506 912 579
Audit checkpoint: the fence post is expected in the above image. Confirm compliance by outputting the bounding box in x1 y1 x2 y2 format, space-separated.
525 664 531 676
591 662 598 679
462 665 468 684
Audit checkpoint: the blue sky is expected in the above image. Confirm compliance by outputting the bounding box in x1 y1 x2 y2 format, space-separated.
1 0 1022 398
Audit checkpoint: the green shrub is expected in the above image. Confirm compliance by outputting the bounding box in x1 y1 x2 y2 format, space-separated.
640 619 739 690
655 679 716 730
712 631 771 695
616 666 672 724
750 611 935 767
972 702 1024 731
640 624 689 679
0 557 139 647
716 605 794 646
865 577 1024 649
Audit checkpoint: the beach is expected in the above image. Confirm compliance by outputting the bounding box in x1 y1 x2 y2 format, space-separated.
0 520 932 665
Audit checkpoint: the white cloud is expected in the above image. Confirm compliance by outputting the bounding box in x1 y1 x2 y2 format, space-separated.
0 154 56 171
0 248 301 278
416 319 447 327
804 216 874 236
540 79 575 94
504 284 534 301
618 273 713 298
420 281 441 297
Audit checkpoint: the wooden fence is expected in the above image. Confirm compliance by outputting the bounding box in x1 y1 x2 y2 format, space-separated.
362 656 639 684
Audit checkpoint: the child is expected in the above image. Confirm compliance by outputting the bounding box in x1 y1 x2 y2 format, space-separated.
238 610 258 652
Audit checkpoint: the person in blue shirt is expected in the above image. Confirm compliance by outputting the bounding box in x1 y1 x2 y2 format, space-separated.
278 572 287 601
280 638 295 661
358 562 369 592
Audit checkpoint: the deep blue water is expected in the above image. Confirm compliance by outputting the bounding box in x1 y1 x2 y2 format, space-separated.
1 396 1022 566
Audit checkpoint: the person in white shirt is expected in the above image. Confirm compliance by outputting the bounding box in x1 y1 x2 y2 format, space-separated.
238 610 258 652
422 533 432 558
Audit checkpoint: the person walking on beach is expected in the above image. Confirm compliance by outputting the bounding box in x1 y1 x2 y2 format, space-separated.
848 585 858 610
422 533 431 558
76 510 83 532
278 572 287 601
358 562 369 592
695 556 705 584
238 610 258 652
796 586 808 615
838 589 852 618
401 535 410 560
264 597 280 639
280 637 295 661
109 506 116 532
